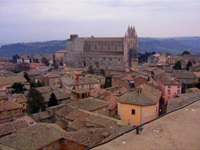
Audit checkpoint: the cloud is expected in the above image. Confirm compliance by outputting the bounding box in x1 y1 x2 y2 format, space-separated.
0 0 200 44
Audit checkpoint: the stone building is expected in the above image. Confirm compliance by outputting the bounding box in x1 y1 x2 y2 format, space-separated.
64 26 138 70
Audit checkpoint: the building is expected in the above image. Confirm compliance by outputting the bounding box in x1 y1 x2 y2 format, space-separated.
61 74 101 92
172 70 198 84
112 72 148 88
117 84 161 125
64 26 138 70
44 73 61 89
17 54 32 63
93 100 200 150
43 89 71 104
0 101 24 123
156 74 182 104
68 97 109 116
0 123 68 150
55 50 68 61
0 73 30 93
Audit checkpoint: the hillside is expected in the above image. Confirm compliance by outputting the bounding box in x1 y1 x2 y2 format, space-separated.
0 40 66 57
0 37 200 57
138 37 200 55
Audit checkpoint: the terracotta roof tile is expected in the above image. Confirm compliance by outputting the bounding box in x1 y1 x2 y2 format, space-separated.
68 97 108 111
0 101 22 112
0 74 27 86
0 123 67 150
118 84 161 106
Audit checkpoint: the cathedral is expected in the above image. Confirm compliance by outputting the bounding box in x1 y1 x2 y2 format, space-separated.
64 26 138 70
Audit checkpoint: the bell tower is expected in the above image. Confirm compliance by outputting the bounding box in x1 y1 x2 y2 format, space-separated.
123 26 138 68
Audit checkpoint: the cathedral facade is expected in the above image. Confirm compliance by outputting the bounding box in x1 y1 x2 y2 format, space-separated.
64 26 138 70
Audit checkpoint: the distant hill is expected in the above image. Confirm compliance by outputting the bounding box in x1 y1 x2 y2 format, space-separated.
0 40 66 57
0 37 200 57
138 37 200 55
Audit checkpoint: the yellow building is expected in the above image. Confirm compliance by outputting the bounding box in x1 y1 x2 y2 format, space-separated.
118 84 161 125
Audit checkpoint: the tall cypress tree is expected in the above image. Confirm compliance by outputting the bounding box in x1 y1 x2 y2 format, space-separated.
48 92 58 107
173 61 182 70
27 88 46 114
186 61 192 71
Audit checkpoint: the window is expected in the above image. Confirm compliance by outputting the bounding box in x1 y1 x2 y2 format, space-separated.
178 85 180 88
64 140 68 145
52 143 55 149
168 85 171 88
43 147 47 150
131 109 135 115
177 90 181 94
168 90 171 94
74 142 78 148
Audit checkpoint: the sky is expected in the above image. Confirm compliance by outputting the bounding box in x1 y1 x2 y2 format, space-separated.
0 0 200 44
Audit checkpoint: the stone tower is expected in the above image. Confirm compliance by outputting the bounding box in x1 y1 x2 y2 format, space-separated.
123 26 138 68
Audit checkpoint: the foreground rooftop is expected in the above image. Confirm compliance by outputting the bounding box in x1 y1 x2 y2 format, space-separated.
92 100 200 150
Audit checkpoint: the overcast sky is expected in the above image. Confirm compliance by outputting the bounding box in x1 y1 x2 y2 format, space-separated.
0 0 200 44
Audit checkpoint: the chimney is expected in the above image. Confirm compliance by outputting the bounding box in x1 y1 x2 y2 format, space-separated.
76 74 79 89
136 88 142 94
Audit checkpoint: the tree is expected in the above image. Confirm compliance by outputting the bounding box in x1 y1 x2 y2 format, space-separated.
52 60 58 69
182 51 191 55
12 54 20 63
33 58 39 63
186 61 192 71
173 61 182 70
35 80 43 87
11 82 26 94
88 65 94 74
104 76 112 88
27 88 46 114
48 92 58 107
41 57 49 66
23 71 30 82
100 69 105 76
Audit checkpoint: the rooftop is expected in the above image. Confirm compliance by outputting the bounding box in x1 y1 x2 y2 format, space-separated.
172 70 196 79
0 123 67 150
0 74 27 86
118 84 161 106
93 100 200 150
0 101 22 112
156 73 181 85
68 97 109 111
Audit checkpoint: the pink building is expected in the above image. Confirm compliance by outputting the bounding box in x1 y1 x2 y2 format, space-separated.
156 74 182 104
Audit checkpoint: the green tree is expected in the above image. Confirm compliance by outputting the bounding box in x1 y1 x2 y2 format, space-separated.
186 61 192 71
100 69 105 76
23 71 30 82
36 80 43 87
182 51 191 55
104 76 112 88
12 54 20 63
33 58 39 63
173 61 182 70
11 82 26 94
27 88 46 114
48 92 58 107
41 57 49 66
88 65 94 74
